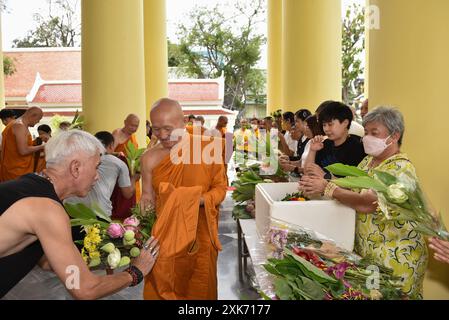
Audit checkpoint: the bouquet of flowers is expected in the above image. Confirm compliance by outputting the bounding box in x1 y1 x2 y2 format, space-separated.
69 110 84 130
263 221 405 300
281 192 307 201
326 163 449 241
65 203 157 270
125 141 146 175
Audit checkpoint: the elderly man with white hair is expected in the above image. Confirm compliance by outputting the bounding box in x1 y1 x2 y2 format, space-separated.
0 130 159 299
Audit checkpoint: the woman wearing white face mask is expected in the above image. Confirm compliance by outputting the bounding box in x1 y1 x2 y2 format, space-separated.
300 106 428 299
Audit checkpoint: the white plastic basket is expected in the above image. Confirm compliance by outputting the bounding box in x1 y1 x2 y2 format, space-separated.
255 183 356 251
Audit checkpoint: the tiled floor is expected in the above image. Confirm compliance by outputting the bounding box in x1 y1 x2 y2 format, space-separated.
3 191 259 300
217 193 259 300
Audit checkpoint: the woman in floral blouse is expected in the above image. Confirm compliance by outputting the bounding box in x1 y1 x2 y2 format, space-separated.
300 106 428 299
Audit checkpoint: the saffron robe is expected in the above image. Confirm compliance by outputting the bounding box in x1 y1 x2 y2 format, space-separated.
0 122 34 182
143 135 227 300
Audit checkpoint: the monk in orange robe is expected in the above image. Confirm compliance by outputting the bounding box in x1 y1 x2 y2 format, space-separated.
0 108 16 173
0 107 45 182
112 114 142 206
141 98 227 300
213 116 231 186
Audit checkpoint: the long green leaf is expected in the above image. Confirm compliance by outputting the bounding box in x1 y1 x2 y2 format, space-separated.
274 278 293 300
64 203 97 220
91 202 112 223
326 163 369 177
284 248 337 284
332 176 387 192
263 263 281 277
70 218 109 229
299 276 326 300
373 170 398 186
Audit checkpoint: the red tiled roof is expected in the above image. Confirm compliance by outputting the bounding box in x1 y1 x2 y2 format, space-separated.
169 82 219 101
4 49 81 97
27 82 224 106
32 83 81 104
3 49 223 105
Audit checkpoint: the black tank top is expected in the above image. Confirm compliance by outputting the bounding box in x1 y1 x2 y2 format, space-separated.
0 173 62 298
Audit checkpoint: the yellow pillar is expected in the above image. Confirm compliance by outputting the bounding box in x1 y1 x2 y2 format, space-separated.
0 12 5 110
0 12 5 133
368 0 449 299
82 0 147 146
267 0 283 115
143 0 168 117
282 0 342 112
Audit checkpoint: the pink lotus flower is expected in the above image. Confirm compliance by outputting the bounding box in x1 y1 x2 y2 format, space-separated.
326 262 352 280
123 216 140 231
107 223 125 238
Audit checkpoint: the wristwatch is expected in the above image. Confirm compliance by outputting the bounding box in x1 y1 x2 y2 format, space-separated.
324 172 332 180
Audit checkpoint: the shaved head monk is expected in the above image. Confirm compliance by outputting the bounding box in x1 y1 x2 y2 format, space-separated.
112 114 140 151
141 98 227 300
112 114 141 215
0 107 45 182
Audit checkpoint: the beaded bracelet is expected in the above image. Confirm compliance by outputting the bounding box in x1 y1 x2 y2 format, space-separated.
124 265 144 287
323 181 338 199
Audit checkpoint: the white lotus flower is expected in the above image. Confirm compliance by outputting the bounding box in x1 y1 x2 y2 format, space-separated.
387 184 408 204
107 248 121 269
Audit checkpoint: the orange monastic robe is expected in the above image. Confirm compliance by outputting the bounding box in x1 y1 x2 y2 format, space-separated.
143 135 227 300
114 134 141 201
0 122 34 182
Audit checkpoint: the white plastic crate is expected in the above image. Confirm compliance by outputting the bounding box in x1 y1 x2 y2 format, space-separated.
255 182 356 251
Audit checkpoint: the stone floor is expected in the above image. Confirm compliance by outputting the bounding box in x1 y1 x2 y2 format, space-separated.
2 191 260 300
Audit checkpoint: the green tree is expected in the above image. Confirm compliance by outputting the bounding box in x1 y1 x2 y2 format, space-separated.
3 56 16 76
342 3 365 105
175 0 266 111
168 40 185 68
12 0 80 48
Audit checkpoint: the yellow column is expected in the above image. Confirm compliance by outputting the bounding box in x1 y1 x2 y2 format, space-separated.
143 0 168 116
368 0 449 299
0 12 5 133
82 0 147 146
267 0 282 115
282 0 342 112
0 12 5 110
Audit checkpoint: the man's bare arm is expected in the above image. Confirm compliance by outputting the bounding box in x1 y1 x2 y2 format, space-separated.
29 199 134 299
13 124 44 156
140 150 157 208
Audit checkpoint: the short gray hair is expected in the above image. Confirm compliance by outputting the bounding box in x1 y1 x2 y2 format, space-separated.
45 130 105 167
363 106 405 145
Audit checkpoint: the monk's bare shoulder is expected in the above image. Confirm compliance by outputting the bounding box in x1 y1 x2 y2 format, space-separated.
141 144 168 170
11 121 26 134
111 128 121 137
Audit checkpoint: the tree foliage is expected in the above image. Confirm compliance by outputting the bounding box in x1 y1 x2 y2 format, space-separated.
175 0 266 110
3 56 16 76
12 0 80 48
342 3 365 105
168 40 184 68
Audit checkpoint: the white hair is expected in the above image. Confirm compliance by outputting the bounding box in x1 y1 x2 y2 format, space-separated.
45 129 105 167
363 106 405 145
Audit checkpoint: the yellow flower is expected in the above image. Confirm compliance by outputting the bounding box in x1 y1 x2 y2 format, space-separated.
81 248 88 263
89 250 101 259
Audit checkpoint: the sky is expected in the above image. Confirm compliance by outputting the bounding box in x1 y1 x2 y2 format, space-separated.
1 0 361 69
